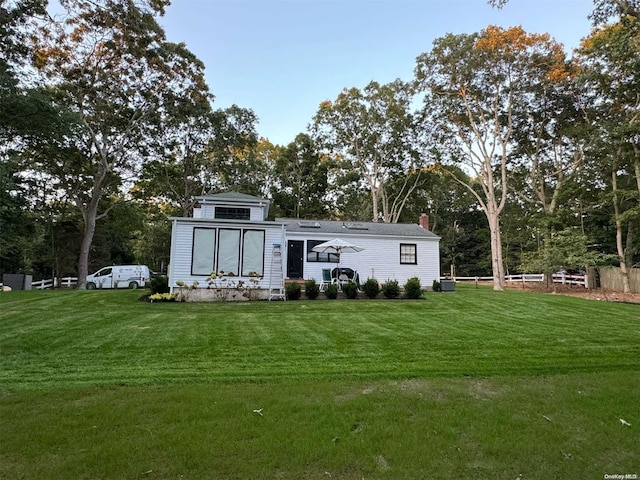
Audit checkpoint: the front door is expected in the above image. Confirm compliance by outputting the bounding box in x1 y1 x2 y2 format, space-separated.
287 240 304 279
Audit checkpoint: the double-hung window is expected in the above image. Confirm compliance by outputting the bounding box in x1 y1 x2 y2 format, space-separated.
400 243 417 265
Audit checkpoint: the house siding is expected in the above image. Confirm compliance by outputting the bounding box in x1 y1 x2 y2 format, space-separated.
169 219 285 291
286 231 440 288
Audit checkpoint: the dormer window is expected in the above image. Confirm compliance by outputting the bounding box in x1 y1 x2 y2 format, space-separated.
215 207 250 220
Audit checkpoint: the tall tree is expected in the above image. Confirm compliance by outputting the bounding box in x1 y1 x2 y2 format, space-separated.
207 105 262 196
270 133 330 219
488 0 640 23
578 16 640 291
0 0 49 140
415 26 569 290
28 0 211 288
312 79 426 223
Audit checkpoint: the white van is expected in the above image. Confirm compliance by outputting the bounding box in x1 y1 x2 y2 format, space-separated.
86 265 150 290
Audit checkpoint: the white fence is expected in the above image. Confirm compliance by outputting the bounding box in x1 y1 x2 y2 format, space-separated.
444 273 588 288
32 277 78 289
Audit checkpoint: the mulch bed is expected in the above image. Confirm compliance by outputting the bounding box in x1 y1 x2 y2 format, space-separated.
503 282 640 305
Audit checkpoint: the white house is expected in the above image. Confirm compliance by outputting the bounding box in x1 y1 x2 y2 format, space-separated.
168 192 440 300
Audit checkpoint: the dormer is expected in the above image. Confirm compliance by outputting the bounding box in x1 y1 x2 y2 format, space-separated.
192 192 271 221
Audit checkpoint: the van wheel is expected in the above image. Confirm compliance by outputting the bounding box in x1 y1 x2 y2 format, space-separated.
129 281 139 289
86 282 96 290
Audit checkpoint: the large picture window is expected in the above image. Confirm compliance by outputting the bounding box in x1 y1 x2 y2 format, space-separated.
192 228 216 275
242 230 265 276
400 243 417 265
306 239 339 263
218 229 241 275
191 227 265 277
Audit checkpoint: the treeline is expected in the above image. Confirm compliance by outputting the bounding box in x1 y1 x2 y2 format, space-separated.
1 0 639 291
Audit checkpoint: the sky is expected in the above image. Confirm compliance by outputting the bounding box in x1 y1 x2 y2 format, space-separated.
159 0 595 146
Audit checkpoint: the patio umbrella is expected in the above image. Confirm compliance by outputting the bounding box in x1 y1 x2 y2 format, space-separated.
312 238 364 278
311 238 365 255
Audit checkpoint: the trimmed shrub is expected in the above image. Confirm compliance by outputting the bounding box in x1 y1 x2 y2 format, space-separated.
432 280 441 292
304 279 320 300
404 277 423 299
285 282 301 301
362 278 380 299
342 281 359 299
382 279 400 299
149 275 170 294
324 283 339 299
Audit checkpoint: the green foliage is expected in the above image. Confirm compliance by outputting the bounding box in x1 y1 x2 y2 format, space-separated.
520 228 611 275
403 277 423 299
361 278 380 299
304 279 319 300
26 0 212 287
312 79 424 222
270 133 330 219
341 281 358 299
381 279 400 299
324 283 338 299
285 282 301 301
432 280 441 292
149 275 170 294
149 292 177 302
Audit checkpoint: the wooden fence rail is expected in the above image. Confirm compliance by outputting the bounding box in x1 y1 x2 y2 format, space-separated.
443 273 588 288
32 277 78 289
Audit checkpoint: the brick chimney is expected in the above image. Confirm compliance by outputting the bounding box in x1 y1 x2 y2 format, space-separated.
419 213 429 231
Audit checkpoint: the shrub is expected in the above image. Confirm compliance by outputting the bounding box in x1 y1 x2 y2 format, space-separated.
149 292 177 302
362 278 380 299
324 283 339 299
149 275 170 294
304 279 320 300
404 277 423 299
285 282 301 301
382 279 400 299
432 280 441 292
342 281 359 299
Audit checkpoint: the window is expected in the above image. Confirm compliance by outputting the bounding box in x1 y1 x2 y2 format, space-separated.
215 207 250 220
192 228 216 275
218 229 241 275
191 227 265 277
400 243 417 265
306 239 339 263
242 230 265 276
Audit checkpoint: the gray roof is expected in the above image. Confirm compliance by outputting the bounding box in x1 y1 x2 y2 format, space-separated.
277 218 439 239
195 192 269 203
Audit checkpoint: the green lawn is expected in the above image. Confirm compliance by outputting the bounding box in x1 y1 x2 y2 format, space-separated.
0 285 638 479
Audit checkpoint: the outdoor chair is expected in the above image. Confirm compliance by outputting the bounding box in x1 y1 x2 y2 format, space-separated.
319 269 333 292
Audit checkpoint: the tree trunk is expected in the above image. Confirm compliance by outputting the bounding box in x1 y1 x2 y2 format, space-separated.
488 210 505 290
76 189 102 289
611 166 631 293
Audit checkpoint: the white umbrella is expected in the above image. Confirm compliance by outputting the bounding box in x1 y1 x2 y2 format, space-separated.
312 238 364 281
311 238 364 255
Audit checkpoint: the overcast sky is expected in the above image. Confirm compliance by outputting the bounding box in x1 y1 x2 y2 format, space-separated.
159 0 594 146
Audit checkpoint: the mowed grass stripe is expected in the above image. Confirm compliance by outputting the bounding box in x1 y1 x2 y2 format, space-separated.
0 286 638 389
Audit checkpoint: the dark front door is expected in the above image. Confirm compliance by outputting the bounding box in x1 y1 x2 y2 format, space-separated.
287 240 304 279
